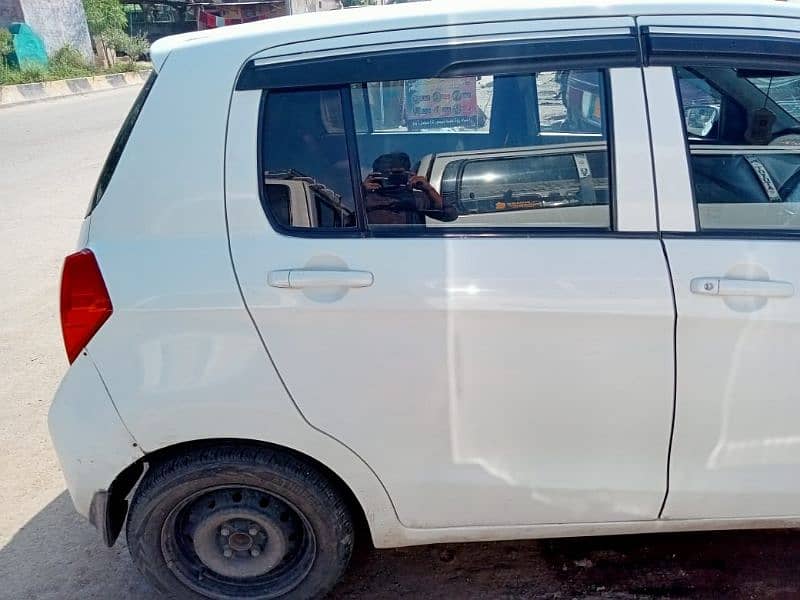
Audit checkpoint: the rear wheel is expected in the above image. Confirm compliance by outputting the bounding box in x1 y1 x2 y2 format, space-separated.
126 445 354 599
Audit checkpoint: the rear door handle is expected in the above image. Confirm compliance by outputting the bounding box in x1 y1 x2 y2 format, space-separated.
691 277 794 298
268 269 374 289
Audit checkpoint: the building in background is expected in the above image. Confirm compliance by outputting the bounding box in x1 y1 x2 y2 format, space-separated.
127 0 420 42
196 1 286 30
0 0 92 60
296 0 347 10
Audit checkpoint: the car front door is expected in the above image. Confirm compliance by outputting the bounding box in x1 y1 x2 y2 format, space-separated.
227 24 676 529
643 21 800 519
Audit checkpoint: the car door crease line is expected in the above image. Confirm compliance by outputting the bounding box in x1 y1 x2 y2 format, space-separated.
657 239 679 519
637 22 677 517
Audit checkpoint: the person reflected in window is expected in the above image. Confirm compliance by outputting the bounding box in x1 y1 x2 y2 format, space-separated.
363 152 458 225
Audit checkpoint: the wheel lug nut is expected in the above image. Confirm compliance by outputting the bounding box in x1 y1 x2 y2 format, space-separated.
250 548 261 557
248 527 258 536
223 548 233 558
221 527 231 537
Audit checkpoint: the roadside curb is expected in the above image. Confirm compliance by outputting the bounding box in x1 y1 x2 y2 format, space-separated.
0 70 151 108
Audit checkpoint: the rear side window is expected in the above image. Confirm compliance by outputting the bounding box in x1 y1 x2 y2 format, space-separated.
676 66 800 231
88 72 157 216
257 69 613 233
352 70 610 229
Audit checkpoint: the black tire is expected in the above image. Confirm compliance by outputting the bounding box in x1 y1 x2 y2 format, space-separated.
126 444 354 600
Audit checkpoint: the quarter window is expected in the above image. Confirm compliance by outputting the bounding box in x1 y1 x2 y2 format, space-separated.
89 72 157 215
676 66 800 231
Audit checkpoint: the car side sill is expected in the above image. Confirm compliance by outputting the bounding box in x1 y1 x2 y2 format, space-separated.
379 516 800 549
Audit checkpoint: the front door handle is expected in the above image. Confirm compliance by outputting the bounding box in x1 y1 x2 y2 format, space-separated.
268 269 374 289
691 277 794 298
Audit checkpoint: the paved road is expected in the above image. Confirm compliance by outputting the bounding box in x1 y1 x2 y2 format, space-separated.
1 88 800 600
0 87 153 599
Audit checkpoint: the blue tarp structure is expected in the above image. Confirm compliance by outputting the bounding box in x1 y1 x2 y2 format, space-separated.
7 23 47 68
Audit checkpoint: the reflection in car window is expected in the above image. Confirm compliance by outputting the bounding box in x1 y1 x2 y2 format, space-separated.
677 67 722 139
676 66 800 231
261 88 357 230
351 70 611 229
537 71 604 135
353 77 496 134
748 73 800 121
454 153 609 216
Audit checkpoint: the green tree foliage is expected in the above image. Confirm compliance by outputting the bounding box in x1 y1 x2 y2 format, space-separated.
49 45 94 78
0 28 13 65
0 42 141 85
100 29 150 61
83 0 127 36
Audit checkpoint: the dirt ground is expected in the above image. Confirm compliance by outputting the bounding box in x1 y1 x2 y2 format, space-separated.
2 87 800 600
335 529 800 599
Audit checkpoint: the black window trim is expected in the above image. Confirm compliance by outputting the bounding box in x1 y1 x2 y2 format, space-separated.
643 28 800 71
341 85 369 234
255 41 635 238
663 230 800 241
671 66 702 233
239 32 640 91
88 71 157 216
647 30 800 237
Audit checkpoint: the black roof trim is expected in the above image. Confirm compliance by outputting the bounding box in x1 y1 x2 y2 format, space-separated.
643 28 800 69
236 32 640 90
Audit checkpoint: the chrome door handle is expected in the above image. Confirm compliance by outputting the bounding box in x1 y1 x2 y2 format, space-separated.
690 277 794 298
268 269 374 289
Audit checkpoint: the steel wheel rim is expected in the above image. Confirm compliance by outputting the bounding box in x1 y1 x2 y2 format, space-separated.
161 485 316 600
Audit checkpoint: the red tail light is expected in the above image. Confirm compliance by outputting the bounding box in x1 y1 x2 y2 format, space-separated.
60 249 113 364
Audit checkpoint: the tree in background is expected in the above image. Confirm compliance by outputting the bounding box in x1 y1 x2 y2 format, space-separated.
99 28 150 61
0 29 13 68
83 0 127 37
83 0 149 65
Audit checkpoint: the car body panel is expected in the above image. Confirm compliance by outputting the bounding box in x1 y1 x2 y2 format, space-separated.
226 73 675 528
80 47 401 544
661 238 800 519
47 0 800 550
48 353 144 517
642 43 800 519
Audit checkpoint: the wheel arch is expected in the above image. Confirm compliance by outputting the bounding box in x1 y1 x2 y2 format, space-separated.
105 438 375 549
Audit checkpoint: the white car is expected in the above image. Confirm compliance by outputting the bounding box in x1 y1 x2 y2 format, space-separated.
49 1 800 598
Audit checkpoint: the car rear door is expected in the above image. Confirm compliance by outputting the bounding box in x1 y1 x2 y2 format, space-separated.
642 19 800 519
226 20 676 529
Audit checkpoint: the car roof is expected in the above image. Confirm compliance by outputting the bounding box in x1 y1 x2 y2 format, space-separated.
150 0 800 72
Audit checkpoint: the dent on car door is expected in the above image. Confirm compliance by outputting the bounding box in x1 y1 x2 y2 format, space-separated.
227 30 676 529
644 26 800 519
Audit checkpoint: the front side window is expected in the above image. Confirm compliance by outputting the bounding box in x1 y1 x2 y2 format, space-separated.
352 69 611 230
676 66 800 231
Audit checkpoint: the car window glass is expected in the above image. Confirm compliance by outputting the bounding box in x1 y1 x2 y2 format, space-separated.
350 69 611 230
747 73 800 121
537 71 604 135
353 77 495 133
676 67 722 139
261 88 357 230
676 67 800 231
